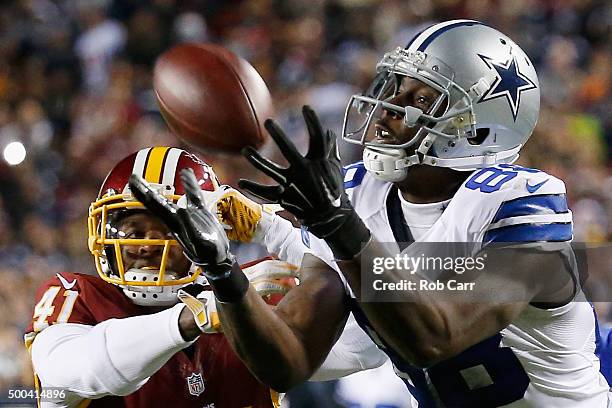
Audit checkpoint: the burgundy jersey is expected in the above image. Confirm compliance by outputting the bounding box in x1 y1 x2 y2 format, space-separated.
25 272 279 408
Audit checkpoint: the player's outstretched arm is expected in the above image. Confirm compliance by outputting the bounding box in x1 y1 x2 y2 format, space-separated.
238 105 371 260
218 254 349 390
129 170 350 391
30 302 195 400
238 106 575 368
335 242 574 366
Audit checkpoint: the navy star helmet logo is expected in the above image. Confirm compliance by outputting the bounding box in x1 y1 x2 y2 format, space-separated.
477 54 537 121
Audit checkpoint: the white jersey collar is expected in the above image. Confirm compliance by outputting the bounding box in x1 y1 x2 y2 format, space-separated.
397 189 450 228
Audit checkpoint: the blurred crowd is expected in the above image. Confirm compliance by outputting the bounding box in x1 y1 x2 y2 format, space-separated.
0 0 610 400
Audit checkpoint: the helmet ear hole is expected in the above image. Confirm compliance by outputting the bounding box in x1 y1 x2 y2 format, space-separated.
468 128 490 145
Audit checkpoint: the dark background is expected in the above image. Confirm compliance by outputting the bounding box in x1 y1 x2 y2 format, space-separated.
0 0 609 403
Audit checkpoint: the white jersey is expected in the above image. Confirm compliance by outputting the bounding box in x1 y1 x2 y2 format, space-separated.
335 359 417 408
321 161 610 407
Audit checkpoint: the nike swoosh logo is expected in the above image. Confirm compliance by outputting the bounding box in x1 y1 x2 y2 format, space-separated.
56 273 77 290
526 179 549 193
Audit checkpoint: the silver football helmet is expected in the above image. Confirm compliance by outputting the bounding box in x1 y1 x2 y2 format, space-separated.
342 19 540 182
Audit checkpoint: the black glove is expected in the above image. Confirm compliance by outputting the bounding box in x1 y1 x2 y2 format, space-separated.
129 169 248 302
239 105 371 259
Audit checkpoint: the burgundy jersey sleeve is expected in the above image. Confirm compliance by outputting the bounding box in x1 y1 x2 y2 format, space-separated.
24 272 281 408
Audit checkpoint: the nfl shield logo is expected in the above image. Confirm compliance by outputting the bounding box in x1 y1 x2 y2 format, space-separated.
186 372 205 396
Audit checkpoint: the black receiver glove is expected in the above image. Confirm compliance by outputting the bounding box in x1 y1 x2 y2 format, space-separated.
239 105 371 259
129 169 248 302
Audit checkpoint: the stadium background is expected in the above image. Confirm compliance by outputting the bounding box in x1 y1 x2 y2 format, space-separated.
0 0 609 406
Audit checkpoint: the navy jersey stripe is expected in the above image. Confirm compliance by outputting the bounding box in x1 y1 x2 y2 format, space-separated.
592 304 612 385
492 194 569 223
349 299 437 406
483 222 572 244
343 161 367 189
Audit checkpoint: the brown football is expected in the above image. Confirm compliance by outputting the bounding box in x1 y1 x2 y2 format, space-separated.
154 43 273 153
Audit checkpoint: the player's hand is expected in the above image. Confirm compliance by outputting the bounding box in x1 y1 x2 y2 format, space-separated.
239 105 354 239
129 169 235 274
199 186 282 242
239 106 371 259
178 284 221 335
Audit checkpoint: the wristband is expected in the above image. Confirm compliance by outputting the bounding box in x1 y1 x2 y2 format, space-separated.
323 211 372 260
203 259 250 302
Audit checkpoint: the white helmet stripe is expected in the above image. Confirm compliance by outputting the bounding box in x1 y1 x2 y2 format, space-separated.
133 147 151 177
406 19 479 53
162 148 183 186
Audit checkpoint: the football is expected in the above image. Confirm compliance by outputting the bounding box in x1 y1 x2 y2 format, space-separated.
153 43 273 153
262 277 299 306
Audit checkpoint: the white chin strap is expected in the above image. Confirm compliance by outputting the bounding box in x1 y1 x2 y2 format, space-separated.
362 146 419 182
119 267 204 307
363 143 523 182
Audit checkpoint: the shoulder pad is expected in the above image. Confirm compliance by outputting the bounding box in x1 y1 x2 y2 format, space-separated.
463 164 566 198
461 165 572 244
447 165 572 244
